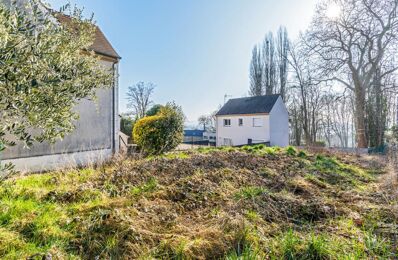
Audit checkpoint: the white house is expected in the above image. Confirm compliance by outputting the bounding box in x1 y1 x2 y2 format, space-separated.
203 131 217 145
1 1 121 172
215 95 289 147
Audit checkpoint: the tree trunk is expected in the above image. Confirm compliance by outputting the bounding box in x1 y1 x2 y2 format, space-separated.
355 85 368 148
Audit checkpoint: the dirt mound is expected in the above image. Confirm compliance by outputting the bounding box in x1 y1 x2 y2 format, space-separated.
0 146 395 259
75 148 391 258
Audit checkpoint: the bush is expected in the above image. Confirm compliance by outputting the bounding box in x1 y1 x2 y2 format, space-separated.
286 146 297 156
146 104 164 116
298 150 307 158
133 102 184 155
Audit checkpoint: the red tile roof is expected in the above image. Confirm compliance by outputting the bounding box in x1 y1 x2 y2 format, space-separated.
55 13 121 60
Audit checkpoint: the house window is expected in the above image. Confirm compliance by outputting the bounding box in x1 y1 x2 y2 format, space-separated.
253 118 263 127
223 138 233 146
223 119 231 127
238 118 243 126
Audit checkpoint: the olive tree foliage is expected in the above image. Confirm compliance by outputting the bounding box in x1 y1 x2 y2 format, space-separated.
0 1 112 175
305 0 398 148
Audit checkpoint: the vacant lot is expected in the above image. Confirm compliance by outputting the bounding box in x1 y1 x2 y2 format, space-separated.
0 146 396 259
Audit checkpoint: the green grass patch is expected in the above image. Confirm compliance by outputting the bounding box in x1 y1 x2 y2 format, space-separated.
234 187 267 200
130 177 158 197
297 150 307 158
163 152 191 159
225 245 263 260
285 146 297 156
304 174 328 188
0 148 393 259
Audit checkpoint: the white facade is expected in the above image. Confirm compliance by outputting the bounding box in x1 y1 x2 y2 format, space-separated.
269 96 289 147
2 149 113 173
216 114 270 146
0 1 121 172
216 97 289 147
2 59 120 172
203 131 217 143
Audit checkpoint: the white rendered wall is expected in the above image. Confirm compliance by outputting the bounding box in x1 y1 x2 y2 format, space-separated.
216 115 270 147
2 149 113 173
269 97 289 147
1 59 120 172
113 62 120 154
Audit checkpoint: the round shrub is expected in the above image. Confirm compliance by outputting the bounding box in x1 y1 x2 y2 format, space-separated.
133 103 184 155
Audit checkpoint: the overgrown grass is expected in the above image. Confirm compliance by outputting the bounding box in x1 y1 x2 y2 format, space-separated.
0 147 395 259
130 177 158 197
234 186 267 200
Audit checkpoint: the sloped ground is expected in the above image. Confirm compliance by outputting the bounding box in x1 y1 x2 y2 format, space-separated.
0 146 396 259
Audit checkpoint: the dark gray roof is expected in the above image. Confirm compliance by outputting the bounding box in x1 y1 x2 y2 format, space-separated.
216 95 280 116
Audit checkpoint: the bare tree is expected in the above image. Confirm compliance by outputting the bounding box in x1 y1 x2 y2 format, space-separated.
288 41 328 145
127 82 155 118
288 42 312 144
249 28 290 98
263 32 277 95
322 93 353 147
306 0 398 148
198 112 216 132
276 26 289 100
289 96 303 146
249 45 263 96
198 115 210 131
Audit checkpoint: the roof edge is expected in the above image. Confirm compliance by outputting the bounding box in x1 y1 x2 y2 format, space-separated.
92 49 121 60
215 112 269 117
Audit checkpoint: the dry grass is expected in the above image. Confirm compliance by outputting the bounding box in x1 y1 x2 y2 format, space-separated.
0 146 396 259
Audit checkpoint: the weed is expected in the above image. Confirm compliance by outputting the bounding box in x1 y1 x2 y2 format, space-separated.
245 210 262 222
241 146 255 153
364 231 392 257
163 152 190 159
286 146 297 156
259 167 276 178
0 148 393 259
263 147 278 156
225 245 262 260
315 155 338 170
130 177 158 197
234 187 266 200
304 174 328 188
298 150 307 158
103 181 119 197
302 234 331 259
280 229 300 260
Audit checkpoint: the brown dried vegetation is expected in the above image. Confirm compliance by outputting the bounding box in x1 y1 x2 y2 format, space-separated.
0 146 396 259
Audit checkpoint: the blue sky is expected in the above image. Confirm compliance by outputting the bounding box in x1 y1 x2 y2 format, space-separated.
46 0 318 125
